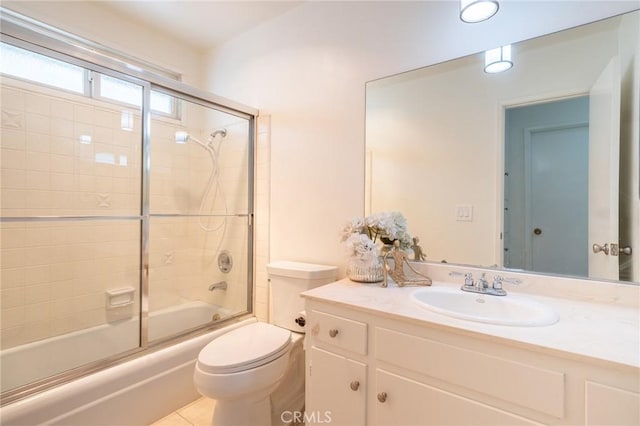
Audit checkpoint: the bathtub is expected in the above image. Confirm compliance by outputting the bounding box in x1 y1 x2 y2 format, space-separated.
0 303 254 426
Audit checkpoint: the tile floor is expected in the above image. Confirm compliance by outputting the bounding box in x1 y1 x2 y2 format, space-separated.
150 397 215 426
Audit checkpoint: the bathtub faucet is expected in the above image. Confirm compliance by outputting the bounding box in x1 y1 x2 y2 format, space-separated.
208 281 228 291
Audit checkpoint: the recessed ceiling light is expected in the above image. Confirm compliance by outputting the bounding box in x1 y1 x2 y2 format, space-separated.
460 0 499 23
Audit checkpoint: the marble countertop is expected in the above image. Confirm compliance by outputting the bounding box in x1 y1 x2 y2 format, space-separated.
302 278 640 369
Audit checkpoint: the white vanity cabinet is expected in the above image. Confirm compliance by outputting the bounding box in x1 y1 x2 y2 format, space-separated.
305 310 368 425
304 297 639 426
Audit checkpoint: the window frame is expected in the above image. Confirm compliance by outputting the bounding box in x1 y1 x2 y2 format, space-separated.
92 71 181 119
0 41 181 120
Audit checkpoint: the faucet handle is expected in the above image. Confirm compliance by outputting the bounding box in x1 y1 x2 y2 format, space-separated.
492 275 504 290
449 271 474 287
463 273 474 286
492 275 522 290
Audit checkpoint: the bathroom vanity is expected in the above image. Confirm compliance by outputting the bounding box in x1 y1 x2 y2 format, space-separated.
302 276 639 425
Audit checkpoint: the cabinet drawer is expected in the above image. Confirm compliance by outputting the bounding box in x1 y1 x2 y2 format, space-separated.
376 327 565 418
375 369 542 426
309 310 367 355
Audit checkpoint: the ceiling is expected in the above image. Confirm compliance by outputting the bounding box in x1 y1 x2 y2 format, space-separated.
98 1 304 51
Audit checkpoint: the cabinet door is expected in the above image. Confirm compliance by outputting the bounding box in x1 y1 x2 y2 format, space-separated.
585 381 640 425
307 346 366 426
374 369 542 426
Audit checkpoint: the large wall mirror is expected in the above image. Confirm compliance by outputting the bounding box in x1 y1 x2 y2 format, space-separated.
366 10 639 284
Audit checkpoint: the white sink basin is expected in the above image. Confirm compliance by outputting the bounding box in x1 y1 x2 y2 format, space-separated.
411 287 558 327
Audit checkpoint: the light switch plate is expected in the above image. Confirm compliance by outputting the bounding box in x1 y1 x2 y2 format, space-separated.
456 204 473 222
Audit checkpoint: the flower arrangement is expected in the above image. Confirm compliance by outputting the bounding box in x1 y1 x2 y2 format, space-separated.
341 211 412 264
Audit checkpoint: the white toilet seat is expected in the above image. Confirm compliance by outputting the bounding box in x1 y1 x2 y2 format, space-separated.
197 322 292 374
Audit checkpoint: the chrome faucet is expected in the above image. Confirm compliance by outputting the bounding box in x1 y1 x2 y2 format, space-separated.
208 281 228 291
475 273 489 291
449 271 522 296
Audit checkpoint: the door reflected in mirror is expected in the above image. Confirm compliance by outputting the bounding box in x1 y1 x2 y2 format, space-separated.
365 11 639 283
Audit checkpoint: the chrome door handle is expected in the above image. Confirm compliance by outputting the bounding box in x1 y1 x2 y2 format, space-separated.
592 243 609 255
620 246 633 255
350 381 360 391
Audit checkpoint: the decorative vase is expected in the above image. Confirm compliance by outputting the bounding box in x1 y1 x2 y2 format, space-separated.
346 258 384 283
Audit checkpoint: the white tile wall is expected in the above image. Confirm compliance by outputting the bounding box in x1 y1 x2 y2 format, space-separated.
0 78 254 350
254 114 271 322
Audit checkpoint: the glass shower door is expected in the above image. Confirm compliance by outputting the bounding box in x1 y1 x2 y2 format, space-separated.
147 93 253 342
0 35 256 402
0 43 145 392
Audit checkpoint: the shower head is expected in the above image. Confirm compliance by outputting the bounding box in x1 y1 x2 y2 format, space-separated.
210 129 227 139
174 129 227 151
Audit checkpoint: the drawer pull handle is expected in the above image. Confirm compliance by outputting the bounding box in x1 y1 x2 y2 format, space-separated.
350 381 360 391
377 392 388 403
328 329 339 338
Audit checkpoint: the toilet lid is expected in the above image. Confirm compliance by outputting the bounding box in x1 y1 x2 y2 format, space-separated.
197 322 292 374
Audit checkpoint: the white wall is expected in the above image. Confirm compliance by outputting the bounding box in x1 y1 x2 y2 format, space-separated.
202 1 638 275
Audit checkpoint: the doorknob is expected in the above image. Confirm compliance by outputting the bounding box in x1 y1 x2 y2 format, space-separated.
533 228 542 235
592 243 609 255
612 244 633 256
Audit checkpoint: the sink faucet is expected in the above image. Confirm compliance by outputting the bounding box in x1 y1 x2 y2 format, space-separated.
475 273 489 291
208 281 227 291
449 271 522 296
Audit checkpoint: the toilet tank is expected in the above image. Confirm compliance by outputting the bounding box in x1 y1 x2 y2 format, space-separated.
267 261 337 332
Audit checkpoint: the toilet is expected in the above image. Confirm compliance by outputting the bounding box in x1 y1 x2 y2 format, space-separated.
194 261 337 426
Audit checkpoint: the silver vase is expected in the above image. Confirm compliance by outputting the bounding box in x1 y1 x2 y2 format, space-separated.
346 258 384 283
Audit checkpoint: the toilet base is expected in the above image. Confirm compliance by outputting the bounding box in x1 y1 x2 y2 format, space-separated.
195 331 306 426
212 397 271 426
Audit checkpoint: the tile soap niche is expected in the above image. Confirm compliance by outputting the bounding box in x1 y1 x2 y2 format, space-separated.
105 287 136 321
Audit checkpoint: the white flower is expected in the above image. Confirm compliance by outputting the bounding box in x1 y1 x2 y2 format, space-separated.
340 216 366 242
344 233 378 262
341 211 413 260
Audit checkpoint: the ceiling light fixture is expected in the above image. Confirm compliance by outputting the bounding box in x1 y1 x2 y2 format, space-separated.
460 0 499 23
484 45 513 73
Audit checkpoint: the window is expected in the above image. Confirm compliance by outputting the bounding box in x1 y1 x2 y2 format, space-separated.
0 42 179 118
97 74 177 117
0 42 85 94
